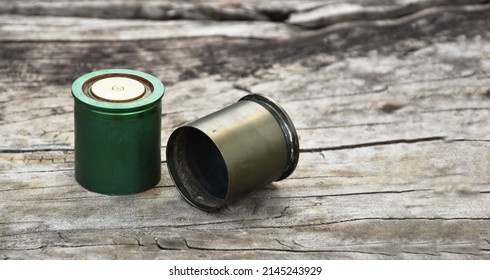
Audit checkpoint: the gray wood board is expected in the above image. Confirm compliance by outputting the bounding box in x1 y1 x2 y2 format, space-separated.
0 1 489 259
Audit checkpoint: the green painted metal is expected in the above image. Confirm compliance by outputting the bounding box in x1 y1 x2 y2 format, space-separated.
72 69 165 195
166 94 299 211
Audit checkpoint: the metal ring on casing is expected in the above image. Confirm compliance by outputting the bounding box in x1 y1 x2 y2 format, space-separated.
72 69 165 195
166 94 299 211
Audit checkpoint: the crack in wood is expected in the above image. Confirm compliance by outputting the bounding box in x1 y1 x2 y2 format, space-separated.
0 147 74 153
288 175 368 180
297 121 396 131
251 199 259 216
4 238 486 256
300 137 446 153
401 251 440 257
238 217 490 230
421 107 490 113
292 240 305 248
134 236 143 247
274 238 294 250
3 193 178 203
232 84 254 95
177 238 399 256
329 217 490 224
451 139 490 143
0 168 73 175
154 237 183 251
58 232 67 243
440 250 481 256
272 205 291 219
306 2 490 32
261 189 434 200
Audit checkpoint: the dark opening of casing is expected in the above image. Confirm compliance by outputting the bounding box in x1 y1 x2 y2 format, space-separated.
167 127 228 210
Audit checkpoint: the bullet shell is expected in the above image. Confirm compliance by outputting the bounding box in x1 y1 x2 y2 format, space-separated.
72 69 165 195
166 94 299 211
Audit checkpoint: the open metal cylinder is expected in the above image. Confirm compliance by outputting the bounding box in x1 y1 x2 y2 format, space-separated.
166 94 299 211
71 69 165 195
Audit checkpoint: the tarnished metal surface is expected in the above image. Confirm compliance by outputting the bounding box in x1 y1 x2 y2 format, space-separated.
71 69 165 195
166 94 299 211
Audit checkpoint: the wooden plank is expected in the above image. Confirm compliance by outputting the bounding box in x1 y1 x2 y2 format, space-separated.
0 1 489 259
2 6 490 149
1 1 487 24
0 15 299 41
2 1 489 41
0 0 325 21
287 0 490 28
1 141 489 259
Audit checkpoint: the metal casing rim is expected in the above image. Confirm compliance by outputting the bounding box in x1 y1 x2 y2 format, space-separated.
239 94 300 181
71 69 165 112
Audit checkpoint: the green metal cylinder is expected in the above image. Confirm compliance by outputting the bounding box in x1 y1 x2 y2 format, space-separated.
71 69 165 195
166 94 299 211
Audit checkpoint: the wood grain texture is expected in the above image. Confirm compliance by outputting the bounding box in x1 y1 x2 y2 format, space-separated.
1 0 489 259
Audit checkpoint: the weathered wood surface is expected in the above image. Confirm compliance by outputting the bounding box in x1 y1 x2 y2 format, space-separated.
1 0 490 259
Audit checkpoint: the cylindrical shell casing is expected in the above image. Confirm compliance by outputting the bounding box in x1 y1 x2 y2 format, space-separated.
71 69 165 195
166 94 299 211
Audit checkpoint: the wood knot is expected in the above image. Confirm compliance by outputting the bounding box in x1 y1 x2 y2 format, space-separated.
379 103 403 114
483 88 490 99
179 68 199 81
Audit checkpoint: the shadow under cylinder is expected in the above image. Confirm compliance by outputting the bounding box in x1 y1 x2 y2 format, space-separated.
166 94 299 211
71 69 165 195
